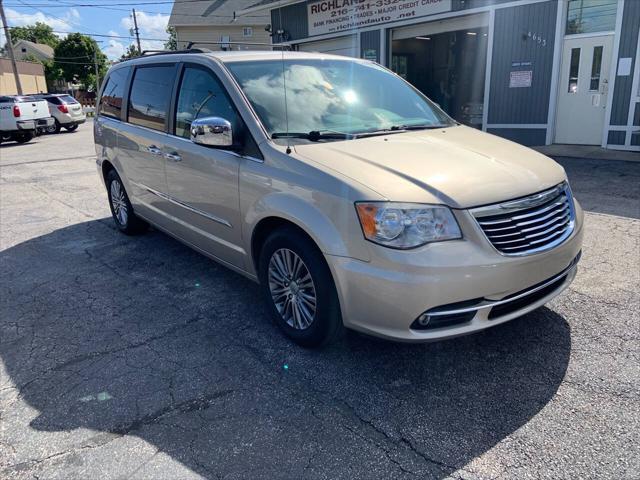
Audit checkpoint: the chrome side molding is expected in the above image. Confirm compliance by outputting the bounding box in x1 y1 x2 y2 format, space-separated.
130 181 232 228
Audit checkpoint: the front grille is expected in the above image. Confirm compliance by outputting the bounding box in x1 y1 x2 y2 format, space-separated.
471 183 575 256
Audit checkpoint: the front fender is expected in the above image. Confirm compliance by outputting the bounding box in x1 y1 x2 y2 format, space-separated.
243 192 370 274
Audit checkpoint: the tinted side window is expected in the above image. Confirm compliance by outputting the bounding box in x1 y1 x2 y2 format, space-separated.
47 97 62 105
99 67 130 119
128 65 175 131
175 66 241 138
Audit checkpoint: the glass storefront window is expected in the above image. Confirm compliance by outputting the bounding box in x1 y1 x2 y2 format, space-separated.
390 27 488 128
566 0 618 35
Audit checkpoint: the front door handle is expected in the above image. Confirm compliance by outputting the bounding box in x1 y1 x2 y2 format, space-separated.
147 145 163 155
164 152 182 162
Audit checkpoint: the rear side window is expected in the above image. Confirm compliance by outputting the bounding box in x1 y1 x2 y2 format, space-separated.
99 67 130 119
47 97 62 105
60 95 78 104
128 65 175 131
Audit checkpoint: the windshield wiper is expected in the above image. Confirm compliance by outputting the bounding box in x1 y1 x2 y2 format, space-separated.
271 125 448 142
392 124 451 131
271 130 354 141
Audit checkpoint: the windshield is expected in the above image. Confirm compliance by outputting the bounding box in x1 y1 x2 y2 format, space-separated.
226 59 454 140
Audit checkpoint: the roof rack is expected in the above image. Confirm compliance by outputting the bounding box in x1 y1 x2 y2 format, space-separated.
184 41 291 50
140 48 212 57
120 42 293 63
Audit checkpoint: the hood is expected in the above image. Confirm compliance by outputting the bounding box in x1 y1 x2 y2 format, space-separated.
293 125 567 208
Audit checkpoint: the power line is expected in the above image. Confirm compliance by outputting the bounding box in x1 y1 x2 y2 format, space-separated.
5 0 217 6
50 29 164 41
12 0 102 38
4 0 267 17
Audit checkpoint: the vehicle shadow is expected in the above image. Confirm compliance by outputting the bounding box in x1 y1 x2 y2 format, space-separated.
0 139 42 149
557 157 640 220
0 219 571 478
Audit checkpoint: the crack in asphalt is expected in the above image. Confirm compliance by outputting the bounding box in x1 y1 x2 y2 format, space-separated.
1 390 237 476
111 389 236 436
14 315 204 396
1 155 96 168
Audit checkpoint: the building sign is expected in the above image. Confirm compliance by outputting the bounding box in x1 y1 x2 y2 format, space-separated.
617 57 632 76
307 0 452 36
509 70 532 88
363 48 377 61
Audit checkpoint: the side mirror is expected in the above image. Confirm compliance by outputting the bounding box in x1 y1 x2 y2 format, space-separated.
190 117 233 148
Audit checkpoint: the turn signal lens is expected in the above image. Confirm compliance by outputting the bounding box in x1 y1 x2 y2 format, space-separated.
355 202 462 249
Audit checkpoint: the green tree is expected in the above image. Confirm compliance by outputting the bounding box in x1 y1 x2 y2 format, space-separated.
120 44 141 61
9 22 60 49
54 33 108 90
165 26 177 51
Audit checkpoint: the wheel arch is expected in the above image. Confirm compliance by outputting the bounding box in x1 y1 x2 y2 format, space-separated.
101 160 116 185
245 192 364 276
250 217 320 274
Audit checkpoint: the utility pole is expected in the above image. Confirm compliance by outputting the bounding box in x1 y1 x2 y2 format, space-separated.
93 48 100 93
132 9 142 53
0 0 23 94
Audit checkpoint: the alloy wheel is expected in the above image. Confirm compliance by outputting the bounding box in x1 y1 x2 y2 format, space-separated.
268 248 317 330
110 179 128 226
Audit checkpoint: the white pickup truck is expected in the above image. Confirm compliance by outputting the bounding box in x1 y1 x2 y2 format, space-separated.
0 95 55 144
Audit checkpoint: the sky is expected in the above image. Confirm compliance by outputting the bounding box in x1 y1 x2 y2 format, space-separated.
1 1 174 60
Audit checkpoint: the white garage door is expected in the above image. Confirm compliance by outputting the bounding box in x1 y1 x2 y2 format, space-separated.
297 35 357 57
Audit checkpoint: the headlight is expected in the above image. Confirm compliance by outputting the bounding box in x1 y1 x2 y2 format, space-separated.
355 202 462 249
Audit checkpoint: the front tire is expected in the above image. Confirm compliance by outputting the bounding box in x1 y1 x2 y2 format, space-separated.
46 121 60 134
258 227 342 348
105 169 148 235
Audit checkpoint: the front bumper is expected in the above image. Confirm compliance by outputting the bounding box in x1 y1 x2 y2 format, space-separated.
327 200 584 342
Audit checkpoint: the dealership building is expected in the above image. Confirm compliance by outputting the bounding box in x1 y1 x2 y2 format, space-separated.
236 0 639 151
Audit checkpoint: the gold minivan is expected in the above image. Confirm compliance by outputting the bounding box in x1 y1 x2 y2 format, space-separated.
95 50 583 347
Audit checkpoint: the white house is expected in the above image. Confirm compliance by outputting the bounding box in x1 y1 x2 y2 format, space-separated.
168 0 271 51
13 40 54 62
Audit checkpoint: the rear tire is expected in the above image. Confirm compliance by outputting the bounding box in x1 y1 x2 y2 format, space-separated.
105 169 148 235
258 227 342 348
13 131 34 144
65 124 78 132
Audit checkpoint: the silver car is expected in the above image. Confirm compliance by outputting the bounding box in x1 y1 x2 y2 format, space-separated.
36 94 86 134
94 51 583 347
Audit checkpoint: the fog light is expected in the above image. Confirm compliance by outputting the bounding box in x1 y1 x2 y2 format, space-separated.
417 313 431 326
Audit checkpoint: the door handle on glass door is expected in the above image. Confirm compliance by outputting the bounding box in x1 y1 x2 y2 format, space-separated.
600 79 608 94
147 145 163 155
165 152 182 162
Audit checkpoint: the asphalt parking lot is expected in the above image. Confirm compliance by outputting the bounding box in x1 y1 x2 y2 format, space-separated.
1 123 639 479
